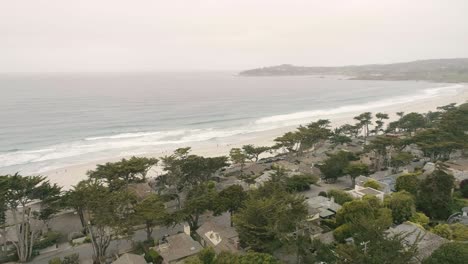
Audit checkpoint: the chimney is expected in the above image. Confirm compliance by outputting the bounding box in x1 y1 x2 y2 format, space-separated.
184 224 191 236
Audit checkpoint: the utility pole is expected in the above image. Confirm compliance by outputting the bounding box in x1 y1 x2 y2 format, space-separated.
361 240 370 255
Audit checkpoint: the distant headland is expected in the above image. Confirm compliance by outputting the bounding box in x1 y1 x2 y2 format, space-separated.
239 58 468 83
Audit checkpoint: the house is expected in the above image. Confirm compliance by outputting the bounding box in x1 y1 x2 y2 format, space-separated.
251 170 274 189
446 159 468 185
113 253 147 264
355 175 393 194
155 231 203 264
196 213 240 253
306 196 342 222
387 222 447 262
346 185 385 201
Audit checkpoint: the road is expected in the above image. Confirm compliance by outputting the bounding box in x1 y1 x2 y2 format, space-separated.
32 224 184 264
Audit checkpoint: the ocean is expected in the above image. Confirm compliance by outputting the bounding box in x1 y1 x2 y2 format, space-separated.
0 72 462 174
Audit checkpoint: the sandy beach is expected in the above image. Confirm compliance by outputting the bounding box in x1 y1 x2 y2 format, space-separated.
42 84 468 190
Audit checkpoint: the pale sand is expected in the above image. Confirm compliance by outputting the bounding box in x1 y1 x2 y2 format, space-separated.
43 84 468 190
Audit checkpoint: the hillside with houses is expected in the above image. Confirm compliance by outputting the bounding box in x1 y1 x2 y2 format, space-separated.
239 58 468 83
1 103 468 264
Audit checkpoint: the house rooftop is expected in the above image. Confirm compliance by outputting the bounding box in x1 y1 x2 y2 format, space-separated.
156 233 202 263
387 222 447 261
113 253 147 264
359 187 382 196
196 214 239 253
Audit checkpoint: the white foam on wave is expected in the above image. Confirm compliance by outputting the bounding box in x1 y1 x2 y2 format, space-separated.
255 84 463 125
0 127 257 169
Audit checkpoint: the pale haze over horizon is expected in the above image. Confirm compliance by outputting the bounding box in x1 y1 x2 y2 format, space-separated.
1 0 468 73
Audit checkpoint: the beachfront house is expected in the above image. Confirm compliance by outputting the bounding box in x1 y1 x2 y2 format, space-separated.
346 185 385 201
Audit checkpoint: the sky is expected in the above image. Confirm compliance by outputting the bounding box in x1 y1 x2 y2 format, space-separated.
1 0 468 72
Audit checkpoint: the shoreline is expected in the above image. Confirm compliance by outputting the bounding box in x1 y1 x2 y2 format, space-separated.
21 84 468 189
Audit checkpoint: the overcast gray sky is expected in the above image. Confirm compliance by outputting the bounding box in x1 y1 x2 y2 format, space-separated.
1 0 468 72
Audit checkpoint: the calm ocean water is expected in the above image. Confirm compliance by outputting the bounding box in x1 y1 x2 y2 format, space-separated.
0 72 459 173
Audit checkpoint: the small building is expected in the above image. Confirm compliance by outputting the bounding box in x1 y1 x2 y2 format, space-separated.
156 232 203 264
251 170 274 189
113 253 147 264
196 213 240 253
306 196 342 222
346 185 385 201
446 159 468 185
387 222 447 262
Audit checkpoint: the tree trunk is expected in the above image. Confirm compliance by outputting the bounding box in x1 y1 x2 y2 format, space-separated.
146 221 153 242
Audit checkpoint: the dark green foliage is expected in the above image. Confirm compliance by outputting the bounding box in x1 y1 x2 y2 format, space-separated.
417 169 455 219
198 247 216 264
412 129 462 161
461 185 468 198
363 179 382 190
318 151 357 183
1 174 62 262
390 152 413 172
233 182 307 252
62 254 80 264
186 250 279 264
242 145 270 162
134 194 168 241
144 249 163 264
161 148 228 189
344 163 370 187
285 174 318 192
87 156 158 190
354 112 373 137
399 112 426 132
327 189 354 205
174 182 219 232
395 173 421 195
49 258 61 264
423 243 468 264
274 119 331 154
318 191 327 197
384 191 416 224
215 185 247 226
34 231 61 250
334 198 393 242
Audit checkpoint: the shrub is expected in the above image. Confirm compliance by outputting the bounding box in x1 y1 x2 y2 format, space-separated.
460 179 468 189
145 249 163 264
318 191 328 197
423 243 468 264
62 254 79 264
461 185 468 198
35 231 61 250
49 257 61 264
327 189 353 205
333 223 353 243
409 212 430 228
363 179 382 190
285 174 318 192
